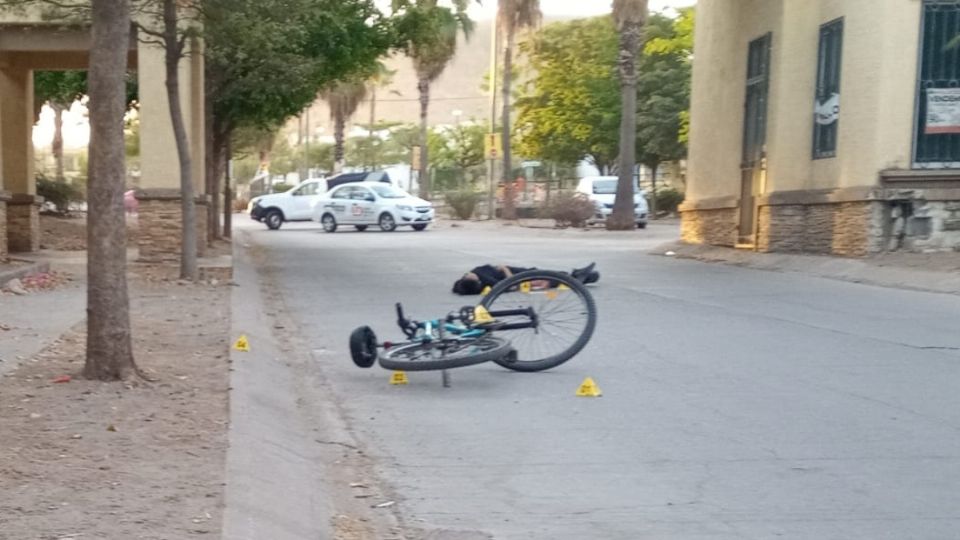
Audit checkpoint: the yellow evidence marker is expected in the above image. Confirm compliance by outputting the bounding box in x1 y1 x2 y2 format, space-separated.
473 305 496 324
481 286 492 296
545 290 559 300
519 281 532 293
390 371 409 385
558 283 570 291
233 335 250 352
576 377 602 397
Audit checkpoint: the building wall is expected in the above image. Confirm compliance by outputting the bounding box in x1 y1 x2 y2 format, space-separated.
683 0 960 255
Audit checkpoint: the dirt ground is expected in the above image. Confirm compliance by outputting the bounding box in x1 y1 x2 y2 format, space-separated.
0 270 231 539
40 213 139 252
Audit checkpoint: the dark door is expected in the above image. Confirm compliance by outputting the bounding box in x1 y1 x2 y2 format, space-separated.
740 33 772 244
915 1 960 166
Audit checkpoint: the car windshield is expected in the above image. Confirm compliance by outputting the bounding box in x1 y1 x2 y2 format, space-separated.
592 179 639 195
371 184 407 199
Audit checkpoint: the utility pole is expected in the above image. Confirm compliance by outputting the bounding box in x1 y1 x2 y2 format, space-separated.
487 21 500 220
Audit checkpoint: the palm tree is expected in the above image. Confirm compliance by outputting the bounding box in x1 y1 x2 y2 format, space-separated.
366 62 397 170
608 0 648 230
322 78 368 174
394 0 474 200
497 0 541 219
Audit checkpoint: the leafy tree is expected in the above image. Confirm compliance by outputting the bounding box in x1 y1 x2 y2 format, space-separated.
34 71 86 181
497 0 540 219
515 17 621 171
392 0 476 200
322 78 368 173
433 122 486 171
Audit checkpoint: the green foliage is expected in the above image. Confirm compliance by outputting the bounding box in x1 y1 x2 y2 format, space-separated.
432 122 486 170
393 0 475 82
37 174 84 214
205 0 396 134
516 11 692 170
652 187 684 214
541 192 595 228
444 189 482 220
34 71 86 111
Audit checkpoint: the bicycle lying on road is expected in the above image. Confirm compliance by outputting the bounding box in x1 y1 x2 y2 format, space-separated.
349 270 597 373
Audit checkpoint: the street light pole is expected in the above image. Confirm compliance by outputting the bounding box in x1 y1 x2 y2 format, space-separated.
487 21 500 220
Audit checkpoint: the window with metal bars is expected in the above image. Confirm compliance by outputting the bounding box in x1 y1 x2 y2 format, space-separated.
915 0 960 166
813 18 843 159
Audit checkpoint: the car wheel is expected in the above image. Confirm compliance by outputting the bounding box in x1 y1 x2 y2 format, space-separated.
378 212 397 232
265 210 283 230
321 213 338 233
636 222 647 229
411 224 428 231
354 225 368 232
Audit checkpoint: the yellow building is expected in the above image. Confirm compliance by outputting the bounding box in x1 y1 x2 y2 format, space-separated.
681 0 960 255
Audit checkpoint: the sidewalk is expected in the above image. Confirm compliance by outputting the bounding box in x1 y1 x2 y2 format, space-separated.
658 241 960 296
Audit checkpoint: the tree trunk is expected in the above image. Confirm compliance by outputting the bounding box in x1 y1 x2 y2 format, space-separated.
500 26 515 219
163 0 198 280
649 162 658 219
417 76 431 200
369 85 377 171
223 133 232 237
84 0 137 380
333 113 346 174
608 15 643 231
52 104 65 182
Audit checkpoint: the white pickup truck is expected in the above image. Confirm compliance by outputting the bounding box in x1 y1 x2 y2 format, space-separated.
248 172 391 230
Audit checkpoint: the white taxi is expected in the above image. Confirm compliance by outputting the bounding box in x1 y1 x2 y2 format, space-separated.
312 182 435 232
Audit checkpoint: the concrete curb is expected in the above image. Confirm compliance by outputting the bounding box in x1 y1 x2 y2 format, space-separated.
0 260 51 286
655 241 960 296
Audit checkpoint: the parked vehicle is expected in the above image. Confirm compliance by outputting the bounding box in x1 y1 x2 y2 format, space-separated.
249 172 392 230
312 182 434 233
575 176 649 229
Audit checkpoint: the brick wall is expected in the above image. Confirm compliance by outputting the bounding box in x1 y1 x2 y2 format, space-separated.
7 200 40 253
0 199 7 262
137 197 183 263
757 201 882 256
196 201 208 258
680 208 738 247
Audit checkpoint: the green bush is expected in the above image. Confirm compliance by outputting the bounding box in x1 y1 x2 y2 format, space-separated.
541 192 595 228
37 175 83 214
444 189 481 220
652 188 685 215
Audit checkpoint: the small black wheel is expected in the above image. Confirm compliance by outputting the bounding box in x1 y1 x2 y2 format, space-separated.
411 224 428 231
379 336 511 371
265 209 283 230
378 213 397 232
321 213 337 233
637 222 647 229
355 225 368 232
481 270 597 372
349 326 378 368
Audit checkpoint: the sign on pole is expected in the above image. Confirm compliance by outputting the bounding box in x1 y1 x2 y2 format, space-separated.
411 145 422 170
484 133 502 160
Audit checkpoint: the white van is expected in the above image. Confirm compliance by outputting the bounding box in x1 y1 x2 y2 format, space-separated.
575 176 649 229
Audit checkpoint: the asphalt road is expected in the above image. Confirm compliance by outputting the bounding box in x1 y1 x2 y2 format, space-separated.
234 217 960 540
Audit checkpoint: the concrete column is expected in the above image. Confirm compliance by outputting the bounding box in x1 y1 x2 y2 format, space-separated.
1 66 40 253
0 190 9 261
137 37 207 261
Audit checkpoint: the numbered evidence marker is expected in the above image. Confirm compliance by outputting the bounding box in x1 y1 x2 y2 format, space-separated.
481 286 492 296
519 281 532 294
233 334 250 352
575 377 602 397
390 371 409 385
545 289 559 300
473 305 495 324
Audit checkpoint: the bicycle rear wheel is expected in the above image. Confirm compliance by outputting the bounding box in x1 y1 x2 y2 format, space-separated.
481 270 596 372
378 336 512 372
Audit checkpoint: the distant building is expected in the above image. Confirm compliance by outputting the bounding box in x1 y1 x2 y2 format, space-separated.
682 0 960 255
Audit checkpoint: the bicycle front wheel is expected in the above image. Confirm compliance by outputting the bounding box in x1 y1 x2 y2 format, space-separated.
378 336 512 372
481 270 597 372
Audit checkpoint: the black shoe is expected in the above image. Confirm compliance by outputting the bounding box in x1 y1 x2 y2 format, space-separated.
584 271 599 284
571 262 596 282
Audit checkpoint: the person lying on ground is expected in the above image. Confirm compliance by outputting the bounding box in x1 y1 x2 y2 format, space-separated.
451 263 599 295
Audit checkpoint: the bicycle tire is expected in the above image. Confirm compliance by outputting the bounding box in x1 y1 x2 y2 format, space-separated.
378 336 512 372
481 269 597 372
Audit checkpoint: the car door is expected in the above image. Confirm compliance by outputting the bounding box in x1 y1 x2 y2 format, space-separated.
322 186 353 223
288 181 319 220
348 186 377 224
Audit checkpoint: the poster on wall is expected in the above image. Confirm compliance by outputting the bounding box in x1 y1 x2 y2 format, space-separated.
815 92 840 125
926 88 960 134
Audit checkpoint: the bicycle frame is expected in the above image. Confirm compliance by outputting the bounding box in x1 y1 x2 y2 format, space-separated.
395 303 538 343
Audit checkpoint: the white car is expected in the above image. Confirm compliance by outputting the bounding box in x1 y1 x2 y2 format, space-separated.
576 176 649 229
312 182 435 233
248 178 329 230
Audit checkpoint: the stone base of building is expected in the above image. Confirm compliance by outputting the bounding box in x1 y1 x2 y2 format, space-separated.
136 189 210 263
0 191 9 261
682 187 960 257
196 197 209 258
6 194 42 253
679 197 739 247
